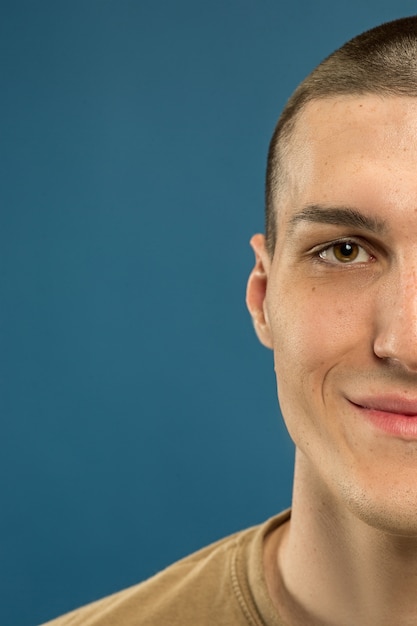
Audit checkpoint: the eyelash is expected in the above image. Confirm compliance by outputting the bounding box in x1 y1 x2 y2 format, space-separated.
313 238 375 265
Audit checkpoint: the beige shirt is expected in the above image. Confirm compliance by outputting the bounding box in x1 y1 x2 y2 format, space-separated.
42 510 290 626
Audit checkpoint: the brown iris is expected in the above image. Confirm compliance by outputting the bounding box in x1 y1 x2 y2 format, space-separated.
333 242 359 262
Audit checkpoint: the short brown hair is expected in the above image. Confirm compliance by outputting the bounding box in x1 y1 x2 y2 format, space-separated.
266 16 417 255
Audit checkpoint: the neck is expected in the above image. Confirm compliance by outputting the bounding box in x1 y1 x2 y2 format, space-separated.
267 453 417 625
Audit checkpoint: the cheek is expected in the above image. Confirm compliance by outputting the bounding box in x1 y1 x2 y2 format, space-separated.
270 314 336 458
270 291 353 365
268 288 369 416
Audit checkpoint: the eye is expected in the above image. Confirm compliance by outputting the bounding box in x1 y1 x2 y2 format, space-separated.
318 241 373 264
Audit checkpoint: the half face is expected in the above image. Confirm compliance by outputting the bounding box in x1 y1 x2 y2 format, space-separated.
248 95 417 534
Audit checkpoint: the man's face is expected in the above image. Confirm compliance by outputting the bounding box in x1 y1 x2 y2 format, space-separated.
248 95 417 534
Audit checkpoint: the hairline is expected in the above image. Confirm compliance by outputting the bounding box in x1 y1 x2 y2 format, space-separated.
265 16 417 257
265 89 410 258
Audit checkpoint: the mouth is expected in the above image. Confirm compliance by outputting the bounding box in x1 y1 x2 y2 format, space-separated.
348 396 417 439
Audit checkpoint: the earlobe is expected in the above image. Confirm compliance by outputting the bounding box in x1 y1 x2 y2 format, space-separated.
246 234 273 349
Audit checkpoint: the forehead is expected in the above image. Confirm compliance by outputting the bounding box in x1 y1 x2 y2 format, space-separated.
279 95 417 225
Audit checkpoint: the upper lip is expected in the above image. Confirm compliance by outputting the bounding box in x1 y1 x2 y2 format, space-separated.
349 396 417 416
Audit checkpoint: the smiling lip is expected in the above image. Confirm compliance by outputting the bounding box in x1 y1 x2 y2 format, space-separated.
349 396 417 439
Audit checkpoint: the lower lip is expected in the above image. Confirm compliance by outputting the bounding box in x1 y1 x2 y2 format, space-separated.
350 402 417 439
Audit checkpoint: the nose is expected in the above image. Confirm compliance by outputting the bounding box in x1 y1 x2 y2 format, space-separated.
374 267 417 372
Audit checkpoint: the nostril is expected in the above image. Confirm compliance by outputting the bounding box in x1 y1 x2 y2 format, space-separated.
373 319 417 372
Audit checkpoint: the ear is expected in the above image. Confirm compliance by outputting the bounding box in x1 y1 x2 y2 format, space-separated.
246 234 273 349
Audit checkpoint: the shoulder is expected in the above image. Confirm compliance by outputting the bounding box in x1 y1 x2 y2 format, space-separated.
41 510 290 626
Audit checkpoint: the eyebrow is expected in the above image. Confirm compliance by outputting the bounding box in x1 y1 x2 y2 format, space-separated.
288 204 387 235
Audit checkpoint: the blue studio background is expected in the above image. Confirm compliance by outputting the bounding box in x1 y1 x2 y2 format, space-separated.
2 1 416 624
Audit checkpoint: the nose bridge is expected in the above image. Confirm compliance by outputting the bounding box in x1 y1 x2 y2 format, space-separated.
374 254 417 369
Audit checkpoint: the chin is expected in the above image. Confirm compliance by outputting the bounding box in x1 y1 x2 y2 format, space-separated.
341 481 417 537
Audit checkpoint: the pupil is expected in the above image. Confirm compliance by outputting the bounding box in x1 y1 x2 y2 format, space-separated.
340 243 353 256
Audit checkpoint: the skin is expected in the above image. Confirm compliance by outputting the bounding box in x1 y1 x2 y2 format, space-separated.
247 95 417 625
